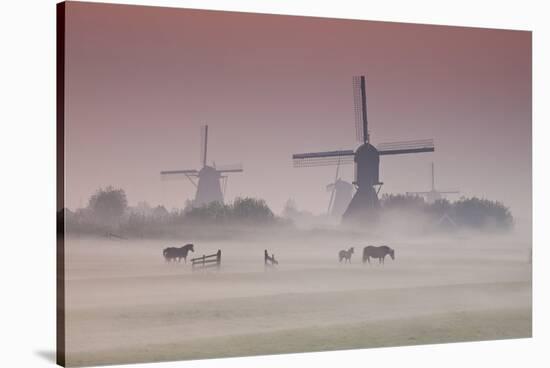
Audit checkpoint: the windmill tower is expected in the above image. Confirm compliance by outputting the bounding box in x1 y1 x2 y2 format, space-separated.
292 76 435 224
326 159 354 217
161 125 243 207
407 162 459 203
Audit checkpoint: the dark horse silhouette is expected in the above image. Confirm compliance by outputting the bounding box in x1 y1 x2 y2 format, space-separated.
338 247 354 263
163 244 194 263
362 245 395 265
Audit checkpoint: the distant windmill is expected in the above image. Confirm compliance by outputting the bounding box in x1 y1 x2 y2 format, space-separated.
292 75 435 223
326 158 354 217
407 162 459 203
160 125 243 207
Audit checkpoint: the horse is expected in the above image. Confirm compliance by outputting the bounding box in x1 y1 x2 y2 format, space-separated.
163 243 194 263
362 245 395 265
338 247 354 263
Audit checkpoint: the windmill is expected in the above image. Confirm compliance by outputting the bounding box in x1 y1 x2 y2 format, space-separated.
407 162 459 203
326 158 354 217
160 125 243 207
292 75 435 223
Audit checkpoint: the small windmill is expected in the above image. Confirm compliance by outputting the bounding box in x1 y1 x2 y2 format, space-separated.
292 75 435 223
160 125 243 207
326 158 354 217
407 162 459 203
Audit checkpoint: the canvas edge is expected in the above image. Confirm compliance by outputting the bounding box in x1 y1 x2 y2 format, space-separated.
56 1 67 367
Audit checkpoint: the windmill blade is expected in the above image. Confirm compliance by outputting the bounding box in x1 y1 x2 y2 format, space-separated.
160 169 199 175
160 170 199 187
439 191 460 194
377 139 435 156
200 125 208 168
216 163 244 173
292 149 354 168
327 156 342 215
353 75 368 143
221 176 228 199
431 162 435 191
327 187 336 215
327 155 343 214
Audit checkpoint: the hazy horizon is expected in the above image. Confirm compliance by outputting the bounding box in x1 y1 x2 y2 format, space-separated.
63 3 532 227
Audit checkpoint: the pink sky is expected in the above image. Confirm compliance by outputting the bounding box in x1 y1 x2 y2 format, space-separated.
63 2 531 226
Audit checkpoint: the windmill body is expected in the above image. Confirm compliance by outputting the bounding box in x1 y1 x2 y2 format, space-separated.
407 163 459 204
161 125 243 207
194 165 224 206
327 179 354 217
293 76 435 224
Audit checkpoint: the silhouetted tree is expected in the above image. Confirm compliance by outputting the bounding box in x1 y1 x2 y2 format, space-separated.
232 197 275 223
152 205 169 219
185 201 231 223
452 197 513 230
381 194 426 211
426 198 452 218
282 198 299 219
88 186 128 224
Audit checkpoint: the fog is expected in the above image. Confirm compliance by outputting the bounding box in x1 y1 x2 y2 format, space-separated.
61 3 532 365
64 226 531 366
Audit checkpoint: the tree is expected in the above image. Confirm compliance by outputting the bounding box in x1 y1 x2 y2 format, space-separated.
452 197 513 230
232 197 275 223
88 186 128 224
185 201 231 223
152 205 169 219
282 198 299 219
381 194 426 211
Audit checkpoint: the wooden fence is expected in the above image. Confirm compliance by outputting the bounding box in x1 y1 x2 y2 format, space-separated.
264 249 278 268
191 249 221 271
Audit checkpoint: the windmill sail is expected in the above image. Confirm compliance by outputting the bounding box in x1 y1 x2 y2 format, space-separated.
406 162 459 201
160 124 243 206
160 170 199 187
216 163 244 173
292 149 354 167
377 139 435 155
353 75 368 143
160 169 199 175
327 157 342 214
200 124 208 168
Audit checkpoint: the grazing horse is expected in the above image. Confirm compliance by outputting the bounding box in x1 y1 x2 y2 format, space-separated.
163 243 194 263
338 247 354 263
362 245 395 265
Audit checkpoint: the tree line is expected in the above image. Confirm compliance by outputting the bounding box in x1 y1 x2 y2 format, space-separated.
61 186 514 238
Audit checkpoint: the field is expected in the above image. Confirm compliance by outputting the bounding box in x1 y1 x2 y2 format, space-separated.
63 232 532 366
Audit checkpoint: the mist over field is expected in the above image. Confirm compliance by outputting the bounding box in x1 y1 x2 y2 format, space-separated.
62 215 531 366
60 3 532 366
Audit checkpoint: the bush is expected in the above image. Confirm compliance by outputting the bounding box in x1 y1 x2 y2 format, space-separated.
88 186 128 224
185 201 232 223
381 194 427 211
378 194 513 231
452 197 513 230
185 197 275 224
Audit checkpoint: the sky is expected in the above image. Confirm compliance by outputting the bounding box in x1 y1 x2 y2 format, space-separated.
63 2 532 226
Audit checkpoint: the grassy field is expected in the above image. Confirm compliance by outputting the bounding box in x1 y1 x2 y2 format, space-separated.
63 234 531 366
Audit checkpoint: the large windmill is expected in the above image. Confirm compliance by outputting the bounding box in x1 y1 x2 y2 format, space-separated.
161 125 243 207
407 162 459 203
326 159 354 218
292 75 435 223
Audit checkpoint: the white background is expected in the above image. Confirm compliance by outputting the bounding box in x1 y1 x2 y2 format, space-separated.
0 0 547 367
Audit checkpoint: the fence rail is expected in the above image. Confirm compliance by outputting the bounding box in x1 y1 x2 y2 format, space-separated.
191 250 221 271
